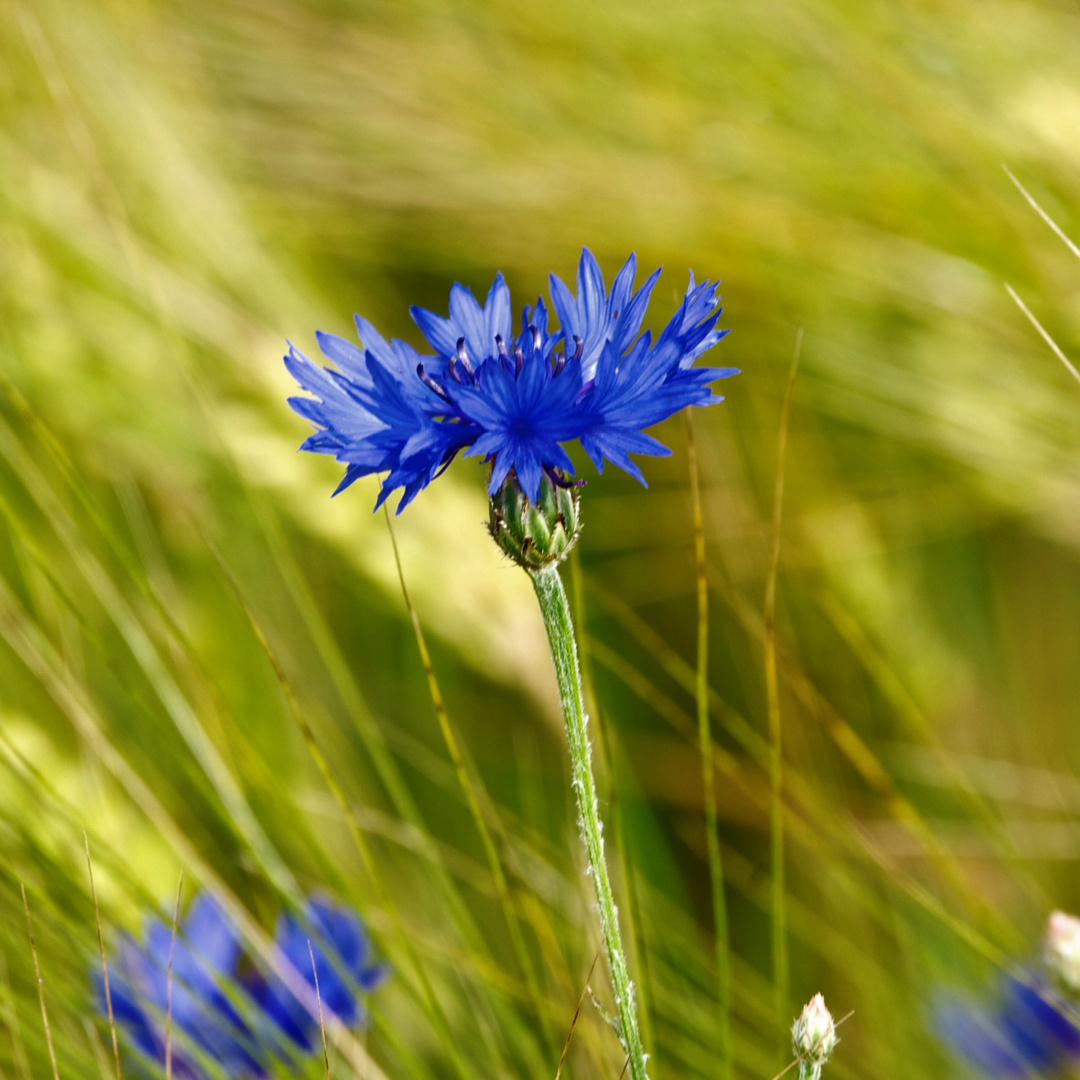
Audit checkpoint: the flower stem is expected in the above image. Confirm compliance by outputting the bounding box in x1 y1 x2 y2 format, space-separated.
530 566 648 1080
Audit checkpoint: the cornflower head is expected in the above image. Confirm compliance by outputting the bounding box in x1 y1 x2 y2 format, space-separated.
932 973 1080 1077
95 893 384 1079
791 994 838 1080
286 248 736 567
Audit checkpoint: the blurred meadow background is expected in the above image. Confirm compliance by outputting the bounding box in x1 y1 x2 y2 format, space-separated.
2 0 1080 1077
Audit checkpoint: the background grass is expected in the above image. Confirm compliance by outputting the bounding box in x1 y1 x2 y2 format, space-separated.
2 0 1080 1077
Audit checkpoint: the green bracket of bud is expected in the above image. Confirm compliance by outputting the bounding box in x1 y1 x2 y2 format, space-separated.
488 471 581 571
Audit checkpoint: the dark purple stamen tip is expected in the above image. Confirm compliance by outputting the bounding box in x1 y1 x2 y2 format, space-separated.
514 345 524 376
495 334 507 357
530 324 541 351
553 353 565 376
416 362 451 402
572 335 584 361
455 337 475 379
544 465 585 489
448 356 463 384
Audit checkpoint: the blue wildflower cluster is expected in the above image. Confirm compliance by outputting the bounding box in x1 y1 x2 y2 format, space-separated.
932 974 1080 1077
97 893 386 1079
286 249 737 511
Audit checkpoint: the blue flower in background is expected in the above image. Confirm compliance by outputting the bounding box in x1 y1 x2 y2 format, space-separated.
932 973 1080 1077
254 896 388 1052
286 248 738 511
97 894 263 1078
95 893 384 1079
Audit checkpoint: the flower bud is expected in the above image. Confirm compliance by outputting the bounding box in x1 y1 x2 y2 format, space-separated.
488 470 581 572
1046 910 1080 993
792 994 837 1080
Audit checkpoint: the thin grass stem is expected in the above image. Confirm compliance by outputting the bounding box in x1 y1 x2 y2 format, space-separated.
21 885 60 1080
1004 284 1080 389
554 953 599 1080
383 508 553 1055
766 330 802 1040
686 412 732 1080
1002 164 1080 262
83 832 121 1080
308 942 331 1080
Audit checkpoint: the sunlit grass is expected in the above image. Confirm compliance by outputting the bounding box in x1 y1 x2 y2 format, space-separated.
2 0 1080 1077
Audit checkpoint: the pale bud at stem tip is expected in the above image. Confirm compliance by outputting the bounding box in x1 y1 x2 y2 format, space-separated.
792 994 837 1080
1046 910 1080 993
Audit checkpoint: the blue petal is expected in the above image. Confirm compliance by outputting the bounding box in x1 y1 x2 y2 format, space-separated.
410 305 459 356
449 282 490 363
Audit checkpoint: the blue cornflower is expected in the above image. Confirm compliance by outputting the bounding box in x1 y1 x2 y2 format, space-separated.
932 973 1080 1077
98 894 264 1079
286 248 738 511
253 896 388 1053
95 893 384 1079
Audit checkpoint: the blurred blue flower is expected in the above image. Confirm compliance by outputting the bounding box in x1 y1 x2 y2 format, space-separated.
253 896 388 1052
95 893 384 1079
932 973 1080 1077
286 248 738 511
97 894 263 1079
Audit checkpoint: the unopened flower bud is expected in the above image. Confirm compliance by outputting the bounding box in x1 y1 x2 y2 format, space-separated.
1046 911 1080 993
488 470 581 572
792 994 838 1080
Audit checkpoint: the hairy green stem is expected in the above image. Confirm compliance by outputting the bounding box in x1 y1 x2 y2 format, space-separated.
530 567 648 1080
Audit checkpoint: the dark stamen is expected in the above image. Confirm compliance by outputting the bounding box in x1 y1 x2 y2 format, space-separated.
544 465 586 489
530 324 542 351
417 363 451 401
572 335 584 361
448 356 462 384
514 345 524 376
552 353 565 377
455 337 475 380
495 334 507 357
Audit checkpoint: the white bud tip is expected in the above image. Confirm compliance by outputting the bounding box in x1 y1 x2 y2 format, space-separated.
792 993 837 1069
1046 910 1080 992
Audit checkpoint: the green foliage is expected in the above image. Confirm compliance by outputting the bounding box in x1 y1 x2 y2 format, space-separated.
1 0 1080 1077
